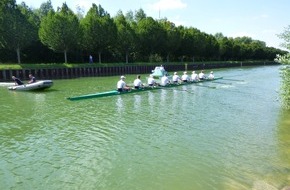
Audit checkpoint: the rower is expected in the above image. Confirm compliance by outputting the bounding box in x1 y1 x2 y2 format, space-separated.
198 70 206 80
147 74 156 87
181 71 189 82
208 71 214 80
172 72 180 84
191 71 199 82
160 75 170 86
117 76 130 92
133 75 143 89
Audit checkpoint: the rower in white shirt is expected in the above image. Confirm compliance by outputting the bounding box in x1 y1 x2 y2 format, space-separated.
117 76 131 92
208 71 214 80
133 75 143 89
181 71 189 82
191 71 199 82
147 74 156 87
172 72 180 84
160 75 170 86
198 70 206 80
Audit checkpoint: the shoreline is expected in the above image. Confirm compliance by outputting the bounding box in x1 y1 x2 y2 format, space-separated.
0 61 278 82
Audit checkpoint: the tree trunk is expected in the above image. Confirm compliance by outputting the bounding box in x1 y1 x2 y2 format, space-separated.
166 53 170 63
126 50 129 64
98 51 102 64
64 50 67 63
16 48 21 64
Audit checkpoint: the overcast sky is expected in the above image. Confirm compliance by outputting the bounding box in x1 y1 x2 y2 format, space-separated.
16 0 290 50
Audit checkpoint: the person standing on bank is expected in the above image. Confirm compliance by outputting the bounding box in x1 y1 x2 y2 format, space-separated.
133 75 143 89
89 55 93 64
12 76 24 85
117 76 130 92
28 74 36 84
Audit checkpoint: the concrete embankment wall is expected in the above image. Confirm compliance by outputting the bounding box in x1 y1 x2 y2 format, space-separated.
0 61 278 82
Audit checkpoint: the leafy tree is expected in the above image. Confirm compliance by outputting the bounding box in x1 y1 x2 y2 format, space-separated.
275 26 290 109
0 0 38 63
134 8 146 22
35 0 54 20
39 3 81 63
114 10 136 63
159 19 181 62
277 25 290 50
80 4 117 63
135 17 166 61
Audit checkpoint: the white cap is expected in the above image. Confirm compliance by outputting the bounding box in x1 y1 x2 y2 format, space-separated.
210 71 213 74
120 76 125 79
174 72 177 75
184 71 187 74
192 71 195 73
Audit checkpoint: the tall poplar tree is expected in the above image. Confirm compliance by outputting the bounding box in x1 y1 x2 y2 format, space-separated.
39 3 81 63
0 0 37 63
81 4 117 63
114 11 136 63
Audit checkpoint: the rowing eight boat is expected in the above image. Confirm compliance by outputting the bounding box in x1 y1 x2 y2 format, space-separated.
67 77 223 101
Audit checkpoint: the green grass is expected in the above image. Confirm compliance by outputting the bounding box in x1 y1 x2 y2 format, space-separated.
0 61 275 70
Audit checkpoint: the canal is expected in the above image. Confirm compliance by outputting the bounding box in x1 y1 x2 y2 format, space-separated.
0 65 289 190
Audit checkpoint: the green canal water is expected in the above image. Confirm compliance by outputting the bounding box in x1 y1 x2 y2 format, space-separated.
1 65 290 190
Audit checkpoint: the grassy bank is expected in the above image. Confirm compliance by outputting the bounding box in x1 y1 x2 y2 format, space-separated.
0 61 275 70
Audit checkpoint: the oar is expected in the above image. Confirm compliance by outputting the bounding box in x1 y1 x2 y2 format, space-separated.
211 81 232 85
194 84 216 89
221 78 244 82
171 89 194 94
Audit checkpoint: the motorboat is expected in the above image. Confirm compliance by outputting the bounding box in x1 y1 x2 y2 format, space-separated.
8 80 53 91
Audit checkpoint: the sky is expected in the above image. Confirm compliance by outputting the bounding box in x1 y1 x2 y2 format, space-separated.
16 0 290 51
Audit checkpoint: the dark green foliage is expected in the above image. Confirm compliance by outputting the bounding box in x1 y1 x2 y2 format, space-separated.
0 2 287 63
39 3 81 63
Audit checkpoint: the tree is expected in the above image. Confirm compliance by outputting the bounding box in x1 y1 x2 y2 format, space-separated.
277 25 290 50
114 10 136 63
275 25 290 109
135 17 166 61
35 0 54 20
159 19 181 63
0 1 38 63
80 4 117 63
39 3 81 63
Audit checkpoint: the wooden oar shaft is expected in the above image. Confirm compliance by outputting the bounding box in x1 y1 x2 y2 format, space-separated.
194 84 216 89
211 81 232 85
221 78 244 82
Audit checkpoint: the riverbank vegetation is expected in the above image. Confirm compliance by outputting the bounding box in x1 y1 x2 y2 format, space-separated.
0 61 274 70
275 25 290 109
0 0 287 65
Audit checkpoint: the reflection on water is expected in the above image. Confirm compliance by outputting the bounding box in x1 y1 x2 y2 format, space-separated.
1 66 290 190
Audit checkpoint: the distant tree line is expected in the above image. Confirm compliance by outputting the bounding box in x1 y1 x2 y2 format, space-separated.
0 0 287 64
